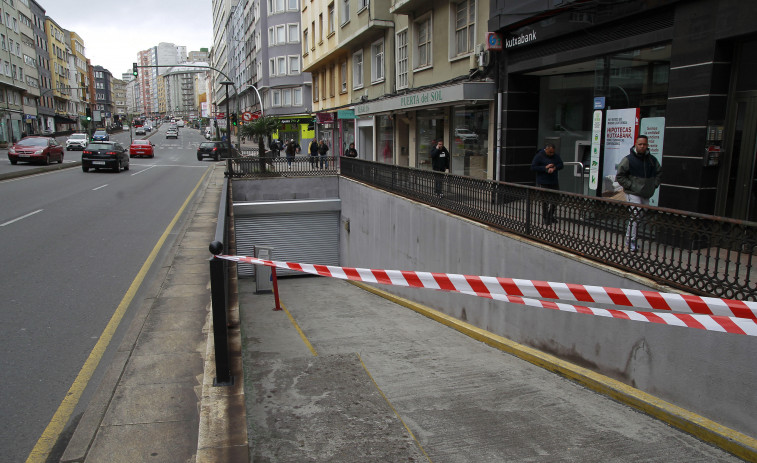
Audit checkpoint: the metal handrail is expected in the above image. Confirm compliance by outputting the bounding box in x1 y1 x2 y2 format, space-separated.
339 158 756 301
208 176 233 386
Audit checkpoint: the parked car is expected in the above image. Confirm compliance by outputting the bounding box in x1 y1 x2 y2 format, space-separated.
66 133 89 151
454 128 479 142
129 139 155 158
92 130 109 141
82 141 129 173
166 128 178 139
197 141 235 161
8 136 64 165
135 126 146 135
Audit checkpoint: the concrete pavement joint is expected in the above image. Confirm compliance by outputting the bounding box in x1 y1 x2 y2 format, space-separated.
348 279 757 462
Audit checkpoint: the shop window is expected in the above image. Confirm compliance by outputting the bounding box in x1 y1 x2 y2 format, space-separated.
377 115 393 164
416 110 445 171
450 105 488 179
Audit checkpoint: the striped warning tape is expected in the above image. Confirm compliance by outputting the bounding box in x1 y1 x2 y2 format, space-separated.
217 255 757 336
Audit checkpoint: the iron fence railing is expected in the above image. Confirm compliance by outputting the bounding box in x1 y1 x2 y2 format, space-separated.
226 155 339 178
340 158 757 301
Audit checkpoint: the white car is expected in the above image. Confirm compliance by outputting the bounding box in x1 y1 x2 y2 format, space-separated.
455 128 479 142
66 133 89 151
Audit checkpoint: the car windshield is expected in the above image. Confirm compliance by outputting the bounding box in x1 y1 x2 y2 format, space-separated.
94 131 106 135
18 138 48 146
132 140 149 145
70 134 87 139
200 142 216 148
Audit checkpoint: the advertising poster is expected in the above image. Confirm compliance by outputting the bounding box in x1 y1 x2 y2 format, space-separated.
201 102 209 118
589 110 602 191
602 108 639 196
640 117 665 206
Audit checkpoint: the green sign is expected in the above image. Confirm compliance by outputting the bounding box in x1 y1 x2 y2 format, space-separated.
338 109 356 119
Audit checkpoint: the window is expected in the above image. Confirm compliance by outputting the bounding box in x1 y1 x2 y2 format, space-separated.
303 29 309 54
328 3 335 34
454 0 475 56
352 50 363 89
340 61 347 93
288 0 298 9
311 21 316 49
319 13 323 42
269 58 275 76
276 25 286 44
313 72 319 100
294 87 303 105
277 56 286 75
330 64 336 97
288 23 299 42
272 89 281 106
288 55 300 74
415 15 432 68
396 30 408 89
371 39 384 83
341 0 350 24
283 88 292 106
359 0 369 10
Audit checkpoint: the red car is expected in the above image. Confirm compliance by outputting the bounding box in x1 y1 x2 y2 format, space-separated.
8 136 64 165
129 139 155 158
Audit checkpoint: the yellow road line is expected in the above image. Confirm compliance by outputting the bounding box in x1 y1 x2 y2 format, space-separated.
26 168 211 463
281 302 318 357
357 353 432 462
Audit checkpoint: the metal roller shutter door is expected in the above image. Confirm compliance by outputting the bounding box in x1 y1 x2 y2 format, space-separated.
235 210 340 277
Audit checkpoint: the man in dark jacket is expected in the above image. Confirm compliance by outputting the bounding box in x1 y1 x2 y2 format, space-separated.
531 143 564 225
430 141 450 196
616 135 662 251
318 140 329 169
309 138 319 168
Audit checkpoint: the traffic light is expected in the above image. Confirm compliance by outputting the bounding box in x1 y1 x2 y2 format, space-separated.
132 62 138 77
85 107 92 121
230 113 238 126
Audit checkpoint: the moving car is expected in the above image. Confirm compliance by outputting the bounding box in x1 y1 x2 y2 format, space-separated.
8 136 64 165
166 128 178 139
82 141 129 173
129 139 155 158
66 133 89 151
92 130 109 141
197 141 234 161
135 126 146 135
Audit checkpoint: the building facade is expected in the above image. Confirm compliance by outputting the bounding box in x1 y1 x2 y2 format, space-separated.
488 0 757 221
30 0 54 134
92 65 113 128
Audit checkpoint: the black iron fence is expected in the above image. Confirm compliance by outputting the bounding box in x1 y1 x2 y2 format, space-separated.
340 158 757 301
226 155 339 178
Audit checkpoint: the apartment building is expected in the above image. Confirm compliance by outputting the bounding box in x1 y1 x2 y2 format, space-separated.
303 0 494 175
163 63 209 119
0 0 30 143
17 0 41 136
92 65 113 127
66 30 88 126
29 0 54 134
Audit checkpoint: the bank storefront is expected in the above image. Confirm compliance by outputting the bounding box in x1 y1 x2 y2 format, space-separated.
353 81 497 179
491 0 757 219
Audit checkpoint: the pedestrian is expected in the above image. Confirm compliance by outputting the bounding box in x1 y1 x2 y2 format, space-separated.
615 134 662 252
309 138 319 168
318 139 329 169
530 143 564 225
270 139 281 157
285 139 296 168
344 142 358 158
430 140 450 197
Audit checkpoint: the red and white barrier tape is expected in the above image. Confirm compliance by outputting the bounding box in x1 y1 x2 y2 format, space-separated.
218 255 757 336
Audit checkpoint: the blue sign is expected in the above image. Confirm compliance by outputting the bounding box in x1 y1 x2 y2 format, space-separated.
594 97 606 110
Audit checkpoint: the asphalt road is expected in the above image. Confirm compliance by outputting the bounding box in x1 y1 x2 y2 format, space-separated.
0 124 216 462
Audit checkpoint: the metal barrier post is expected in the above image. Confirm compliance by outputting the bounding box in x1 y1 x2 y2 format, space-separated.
209 241 233 386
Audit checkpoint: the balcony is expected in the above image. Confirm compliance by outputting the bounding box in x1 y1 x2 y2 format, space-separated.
390 0 434 15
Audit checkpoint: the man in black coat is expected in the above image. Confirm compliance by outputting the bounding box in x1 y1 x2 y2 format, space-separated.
531 143 564 225
430 140 450 196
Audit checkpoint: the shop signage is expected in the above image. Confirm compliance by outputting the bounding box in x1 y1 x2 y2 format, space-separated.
602 108 639 196
505 29 536 49
337 109 356 119
354 82 495 116
316 112 334 123
486 32 503 51
593 97 605 110
639 117 665 206
589 110 602 191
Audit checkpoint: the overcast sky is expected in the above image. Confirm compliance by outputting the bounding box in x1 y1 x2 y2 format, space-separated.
40 1 214 77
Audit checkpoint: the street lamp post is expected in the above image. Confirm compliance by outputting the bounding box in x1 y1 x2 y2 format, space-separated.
220 82 233 155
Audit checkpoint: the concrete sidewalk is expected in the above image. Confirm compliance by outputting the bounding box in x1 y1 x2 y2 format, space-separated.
239 276 747 462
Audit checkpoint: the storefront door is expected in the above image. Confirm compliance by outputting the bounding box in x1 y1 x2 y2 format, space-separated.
717 91 757 221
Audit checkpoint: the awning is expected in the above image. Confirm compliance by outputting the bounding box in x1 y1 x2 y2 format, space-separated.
54 114 79 123
354 81 496 116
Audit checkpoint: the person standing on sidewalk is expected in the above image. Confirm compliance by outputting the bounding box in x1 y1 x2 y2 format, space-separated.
344 142 358 158
318 139 329 169
616 135 662 252
309 138 319 168
430 140 450 197
531 143 564 225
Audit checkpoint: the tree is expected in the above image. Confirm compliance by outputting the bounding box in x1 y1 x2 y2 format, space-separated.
239 116 280 172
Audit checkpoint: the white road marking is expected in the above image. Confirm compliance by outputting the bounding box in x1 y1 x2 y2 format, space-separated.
92 184 108 191
130 165 157 176
1 209 43 227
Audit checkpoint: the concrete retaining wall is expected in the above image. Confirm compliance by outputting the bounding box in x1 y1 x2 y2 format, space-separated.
338 177 757 437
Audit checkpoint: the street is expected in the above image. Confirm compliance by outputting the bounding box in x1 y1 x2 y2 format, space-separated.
0 124 216 462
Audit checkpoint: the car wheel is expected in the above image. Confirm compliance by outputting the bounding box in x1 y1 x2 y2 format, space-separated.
197 154 203 161
124 159 129 171
66 147 70 151
82 165 89 172
113 160 120 173
10 159 17 165
150 154 154 158
214 154 220 161
58 153 63 164
44 154 50 166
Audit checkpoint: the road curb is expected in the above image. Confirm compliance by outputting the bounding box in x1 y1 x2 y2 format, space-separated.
348 280 757 462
